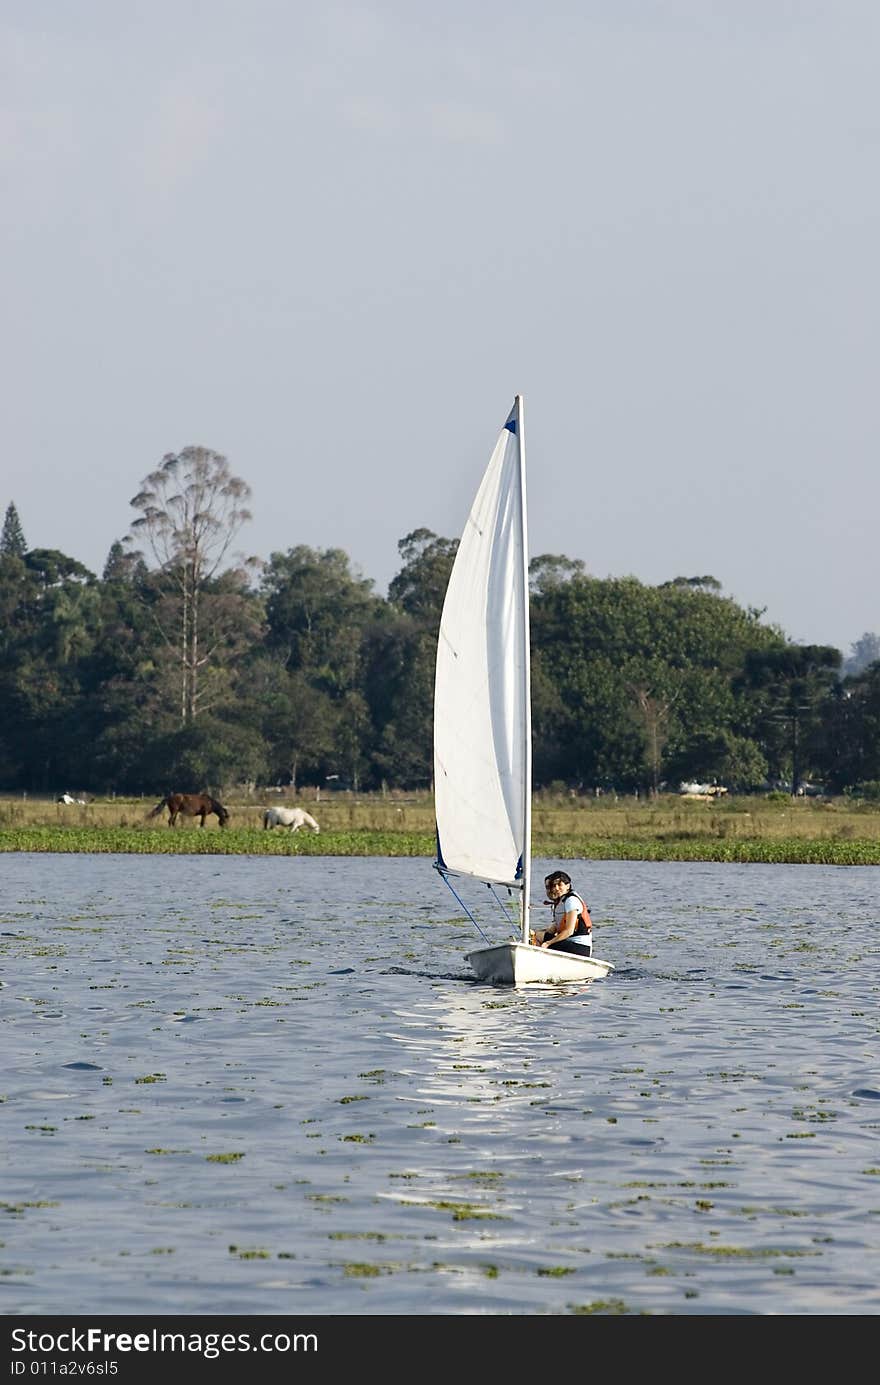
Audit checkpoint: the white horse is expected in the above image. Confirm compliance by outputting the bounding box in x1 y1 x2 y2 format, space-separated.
262 805 320 833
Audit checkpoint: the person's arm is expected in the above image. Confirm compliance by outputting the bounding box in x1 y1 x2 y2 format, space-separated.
540 899 578 948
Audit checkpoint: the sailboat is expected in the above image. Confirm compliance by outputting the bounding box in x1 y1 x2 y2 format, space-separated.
433 396 614 986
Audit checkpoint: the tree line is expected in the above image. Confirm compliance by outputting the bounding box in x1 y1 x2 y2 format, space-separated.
2 447 879 799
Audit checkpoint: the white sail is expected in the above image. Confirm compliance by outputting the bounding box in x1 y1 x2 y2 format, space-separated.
433 398 531 894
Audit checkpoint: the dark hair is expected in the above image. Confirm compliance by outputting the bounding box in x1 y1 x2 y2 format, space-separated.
544 870 571 890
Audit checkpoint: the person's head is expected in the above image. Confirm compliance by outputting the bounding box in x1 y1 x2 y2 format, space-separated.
544 870 571 900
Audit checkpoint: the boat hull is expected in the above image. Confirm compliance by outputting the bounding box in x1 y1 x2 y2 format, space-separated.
466 942 614 986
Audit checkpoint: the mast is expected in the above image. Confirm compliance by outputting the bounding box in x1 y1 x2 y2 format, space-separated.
517 393 532 945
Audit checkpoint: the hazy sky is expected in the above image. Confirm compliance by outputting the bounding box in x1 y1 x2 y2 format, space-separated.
3 2 878 654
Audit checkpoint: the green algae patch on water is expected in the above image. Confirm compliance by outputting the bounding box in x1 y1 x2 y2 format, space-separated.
329 1231 387 1242
657 1241 820 1260
450 1171 505 1186
1 1201 59 1214
568 1299 639 1315
417 1200 505 1222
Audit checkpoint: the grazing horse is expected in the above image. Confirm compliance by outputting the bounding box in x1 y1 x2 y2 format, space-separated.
148 793 230 828
262 805 320 833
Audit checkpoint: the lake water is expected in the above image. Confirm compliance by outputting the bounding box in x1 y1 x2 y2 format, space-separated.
1 852 879 1317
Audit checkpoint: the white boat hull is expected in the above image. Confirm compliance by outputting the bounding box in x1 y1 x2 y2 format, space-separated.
466 942 614 986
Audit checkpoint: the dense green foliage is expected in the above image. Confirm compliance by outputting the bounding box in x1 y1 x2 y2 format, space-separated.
1 487 878 797
2 825 878 865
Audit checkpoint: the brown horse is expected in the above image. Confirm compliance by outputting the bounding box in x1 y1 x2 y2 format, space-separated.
148 793 230 828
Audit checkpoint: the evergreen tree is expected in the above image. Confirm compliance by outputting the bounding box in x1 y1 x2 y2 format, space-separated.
1 502 27 557
103 539 147 584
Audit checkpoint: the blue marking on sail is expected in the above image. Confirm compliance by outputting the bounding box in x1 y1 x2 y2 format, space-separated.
504 407 517 435
515 853 523 880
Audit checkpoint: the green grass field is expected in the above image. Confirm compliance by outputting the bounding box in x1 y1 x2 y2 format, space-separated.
1 791 878 864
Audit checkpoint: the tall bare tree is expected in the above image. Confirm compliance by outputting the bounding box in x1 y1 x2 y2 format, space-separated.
630 683 676 797
129 446 255 724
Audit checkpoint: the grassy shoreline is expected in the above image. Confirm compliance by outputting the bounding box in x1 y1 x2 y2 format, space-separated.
1 824 879 865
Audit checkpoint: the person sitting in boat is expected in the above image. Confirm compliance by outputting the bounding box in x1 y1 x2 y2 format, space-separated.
530 870 593 956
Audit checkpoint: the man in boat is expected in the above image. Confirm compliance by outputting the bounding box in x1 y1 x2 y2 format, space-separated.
530 871 593 956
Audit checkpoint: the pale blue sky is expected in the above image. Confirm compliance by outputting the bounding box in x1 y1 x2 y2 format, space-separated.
3 2 878 653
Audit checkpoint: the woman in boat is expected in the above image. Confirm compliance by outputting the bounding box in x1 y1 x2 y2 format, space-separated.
530 870 593 956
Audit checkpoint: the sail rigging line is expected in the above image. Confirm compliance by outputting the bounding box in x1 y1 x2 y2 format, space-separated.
433 865 493 943
487 883 520 938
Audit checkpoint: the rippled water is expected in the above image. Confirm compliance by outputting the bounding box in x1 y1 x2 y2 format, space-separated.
2 852 879 1316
